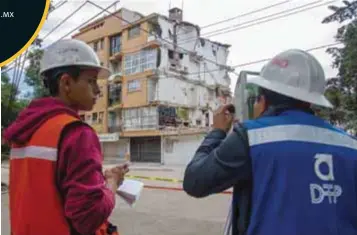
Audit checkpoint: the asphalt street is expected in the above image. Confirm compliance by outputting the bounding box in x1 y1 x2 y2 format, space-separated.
1 165 231 235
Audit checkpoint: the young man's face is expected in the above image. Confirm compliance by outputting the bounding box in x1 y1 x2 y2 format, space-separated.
61 68 101 111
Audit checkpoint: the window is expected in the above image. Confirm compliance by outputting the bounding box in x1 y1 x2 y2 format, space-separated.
123 107 158 130
111 61 122 73
127 80 140 92
100 39 104 50
92 112 98 123
86 115 91 124
128 25 140 39
108 83 122 105
110 34 121 55
93 41 98 51
124 49 157 75
98 112 104 124
99 86 104 97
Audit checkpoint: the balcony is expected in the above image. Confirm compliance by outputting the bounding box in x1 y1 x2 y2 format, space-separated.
91 123 105 133
109 34 122 60
143 35 161 49
108 102 122 111
109 44 122 61
108 72 123 83
108 125 123 133
110 51 123 61
108 83 122 109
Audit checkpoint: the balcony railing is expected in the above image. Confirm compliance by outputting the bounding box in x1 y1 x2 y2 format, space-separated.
108 125 122 133
110 45 121 56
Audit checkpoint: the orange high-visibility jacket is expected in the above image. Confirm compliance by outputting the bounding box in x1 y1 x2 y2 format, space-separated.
9 113 115 235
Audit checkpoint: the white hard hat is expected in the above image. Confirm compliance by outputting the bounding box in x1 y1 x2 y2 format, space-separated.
247 49 333 108
40 39 111 78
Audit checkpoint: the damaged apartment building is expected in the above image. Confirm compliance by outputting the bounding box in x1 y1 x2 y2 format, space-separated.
74 7 232 165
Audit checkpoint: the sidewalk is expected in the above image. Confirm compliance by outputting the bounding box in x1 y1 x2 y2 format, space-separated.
1 162 233 194
1 162 186 188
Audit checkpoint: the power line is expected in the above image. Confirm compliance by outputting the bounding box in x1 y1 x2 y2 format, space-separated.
179 0 335 45
51 0 68 13
42 1 88 40
1 0 71 73
2 1 119 74
102 0 332 58
204 0 337 39
105 0 291 55
88 1 232 71
2 0 118 108
44 1 119 48
108 42 341 84
203 0 291 29
169 0 291 39
13 50 29 99
184 42 342 76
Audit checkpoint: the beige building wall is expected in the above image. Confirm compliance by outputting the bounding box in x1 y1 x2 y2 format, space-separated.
74 9 157 136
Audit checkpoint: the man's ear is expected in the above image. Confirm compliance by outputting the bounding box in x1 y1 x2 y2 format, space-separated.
59 73 71 93
260 95 268 110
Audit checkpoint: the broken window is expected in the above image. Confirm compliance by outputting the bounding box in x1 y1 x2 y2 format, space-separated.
168 50 174 59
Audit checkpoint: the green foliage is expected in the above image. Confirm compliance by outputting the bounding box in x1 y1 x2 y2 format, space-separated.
1 71 28 128
24 47 50 98
1 70 28 155
320 0 357 135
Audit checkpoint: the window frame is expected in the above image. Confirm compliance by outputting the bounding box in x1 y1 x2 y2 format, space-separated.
127 79 141 93
128 25 141 39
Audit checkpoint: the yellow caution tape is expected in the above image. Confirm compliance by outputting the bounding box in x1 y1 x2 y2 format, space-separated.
125 175 183 183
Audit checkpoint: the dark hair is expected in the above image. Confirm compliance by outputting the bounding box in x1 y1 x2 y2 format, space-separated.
257 87 309 108
42 66 81 96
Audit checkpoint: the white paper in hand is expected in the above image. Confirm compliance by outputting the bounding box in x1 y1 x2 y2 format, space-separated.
116 179 144 207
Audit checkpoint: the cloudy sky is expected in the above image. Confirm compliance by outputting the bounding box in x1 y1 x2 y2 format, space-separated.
12 0 345 94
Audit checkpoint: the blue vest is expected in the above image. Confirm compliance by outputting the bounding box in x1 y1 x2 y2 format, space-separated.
243 110 357 235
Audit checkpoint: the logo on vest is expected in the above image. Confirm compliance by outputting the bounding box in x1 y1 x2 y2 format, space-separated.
310 154 342 204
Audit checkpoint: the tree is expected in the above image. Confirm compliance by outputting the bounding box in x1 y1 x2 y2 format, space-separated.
321 0 357 135
24 44 50 98
1 71 28 128
1 70 28 157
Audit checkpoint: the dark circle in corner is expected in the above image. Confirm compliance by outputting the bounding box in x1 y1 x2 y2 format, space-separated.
0 0 50 67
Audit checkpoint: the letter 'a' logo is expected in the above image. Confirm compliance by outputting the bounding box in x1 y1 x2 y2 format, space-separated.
314 154 334 181
310 154 342 204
